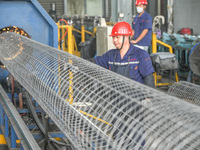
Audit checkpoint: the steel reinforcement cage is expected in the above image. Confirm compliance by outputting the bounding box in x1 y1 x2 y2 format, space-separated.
168 81 200 107
0 32 200 150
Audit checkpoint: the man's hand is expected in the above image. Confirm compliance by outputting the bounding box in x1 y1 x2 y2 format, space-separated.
130 40 138 44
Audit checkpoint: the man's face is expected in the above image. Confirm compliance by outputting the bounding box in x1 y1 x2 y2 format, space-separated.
112 35 124 49
112 35 129 49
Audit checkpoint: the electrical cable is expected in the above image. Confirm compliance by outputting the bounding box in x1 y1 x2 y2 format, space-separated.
58 19 68 42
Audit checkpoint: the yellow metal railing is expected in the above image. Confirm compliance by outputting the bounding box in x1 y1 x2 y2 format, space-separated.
57 24 81 57
81 25 85 42
73 25 96 43
152 33 173 54
152 33 179 87
57 23 96 56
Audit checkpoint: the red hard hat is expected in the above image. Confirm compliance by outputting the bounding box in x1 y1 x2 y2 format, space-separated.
135 0 148 5
110 22 133 36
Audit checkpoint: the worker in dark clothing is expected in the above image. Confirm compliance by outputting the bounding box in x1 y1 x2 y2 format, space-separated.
95 21 155 88
131 0 152 52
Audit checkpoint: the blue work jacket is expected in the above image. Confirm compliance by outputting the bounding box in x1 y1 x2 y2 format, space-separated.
132 11 152 46
95 44 155 84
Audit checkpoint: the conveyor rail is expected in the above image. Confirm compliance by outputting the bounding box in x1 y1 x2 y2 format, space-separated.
0 85 40 150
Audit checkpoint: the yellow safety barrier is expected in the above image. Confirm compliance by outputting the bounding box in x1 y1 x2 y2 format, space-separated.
0 135 6 144
152 33 179 87
57 23 81 57
73 25 96 43
152 33 173 54
57 23 96 57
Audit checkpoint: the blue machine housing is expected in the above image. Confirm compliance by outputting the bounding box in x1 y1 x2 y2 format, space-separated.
0 0 58 83
0 0 58 48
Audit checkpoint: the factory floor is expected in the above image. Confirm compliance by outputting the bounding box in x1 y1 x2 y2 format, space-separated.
156 86 169 93
154 72 179 93
0 145 8 150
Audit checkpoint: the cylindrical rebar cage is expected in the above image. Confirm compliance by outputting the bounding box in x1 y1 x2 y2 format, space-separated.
168 81 200 106
0 32 200 150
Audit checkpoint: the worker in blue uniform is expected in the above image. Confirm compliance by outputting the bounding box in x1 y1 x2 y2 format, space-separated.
131 0 152 52
95 21 154 149
95 21 155 88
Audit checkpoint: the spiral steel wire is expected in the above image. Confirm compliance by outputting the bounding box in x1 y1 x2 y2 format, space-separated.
168 81 200 106
0 32 200 150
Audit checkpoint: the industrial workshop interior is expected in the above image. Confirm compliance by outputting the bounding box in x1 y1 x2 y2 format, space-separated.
0 0 200 149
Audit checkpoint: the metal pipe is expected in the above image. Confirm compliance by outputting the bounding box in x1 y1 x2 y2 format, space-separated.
84 0 87 14
64 0 68 15
68 25 73 54
1 32 200 149
157 0 161 15
102 0 106 17
81 25 85 42
19 92 23 109
156 39 173 53
52 3 56 11
167 0 174 34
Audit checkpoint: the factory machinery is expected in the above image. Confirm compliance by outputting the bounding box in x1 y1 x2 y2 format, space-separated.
57 15 101 59
1 32 200 149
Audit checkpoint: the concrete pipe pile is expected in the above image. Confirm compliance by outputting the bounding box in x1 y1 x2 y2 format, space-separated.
1 32 200 149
